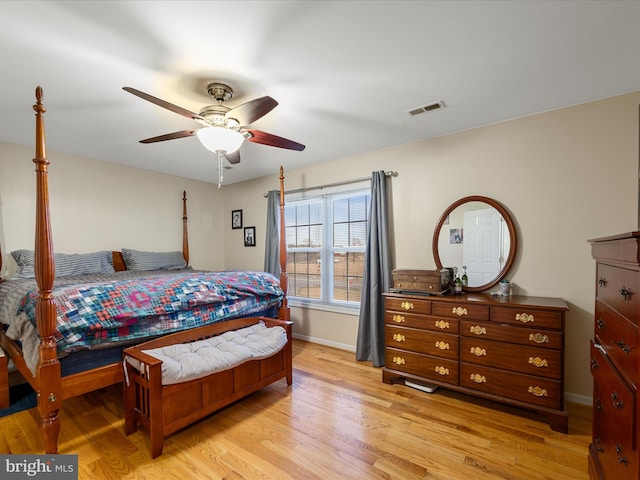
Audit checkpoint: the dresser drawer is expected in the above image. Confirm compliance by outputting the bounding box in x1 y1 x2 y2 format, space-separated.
386 325 458 359
460 363 562 409
385 347 458 385
590 341 636 451
461 320 563 350
490 306 563 330
597 263 639 325
594 300 638 388
432 301 489 321
385 297 431 315
460 337 562 379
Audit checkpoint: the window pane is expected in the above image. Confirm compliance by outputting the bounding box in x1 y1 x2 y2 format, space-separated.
349 194 368 222
333 223 349 248
296 203 309 224
309 224 323 247
333 197 349 223
350 221 367 247
309 202 323 224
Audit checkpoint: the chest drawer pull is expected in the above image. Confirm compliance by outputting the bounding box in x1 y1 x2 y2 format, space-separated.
392 356 405 365
590 358 599 369
393 314 405 324
528 386 548 397
470 325 487 335
594 397 602 411
452 307 468 316
435 341 450 350
528 356 548 368
470 346 486 357
392 334 405 342
515 312 534 324
616 445 628 465
614 339 630 354
529 333 549 344
435 366 450 376
596 317 605 330
619 287 632 300
401 301 414 310
611 391 624 409
470 373 486 383
598 276 607 287
435 320 450 330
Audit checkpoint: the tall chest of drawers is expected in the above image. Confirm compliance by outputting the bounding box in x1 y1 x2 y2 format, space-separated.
383 292 569 432
589 232 640 480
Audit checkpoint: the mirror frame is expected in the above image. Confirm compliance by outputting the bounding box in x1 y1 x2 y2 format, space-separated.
431 195 517 293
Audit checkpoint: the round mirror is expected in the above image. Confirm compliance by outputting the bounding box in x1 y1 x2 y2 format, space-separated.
432 196 517 292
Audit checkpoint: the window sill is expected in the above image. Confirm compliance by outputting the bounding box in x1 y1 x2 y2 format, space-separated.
288 299 360 316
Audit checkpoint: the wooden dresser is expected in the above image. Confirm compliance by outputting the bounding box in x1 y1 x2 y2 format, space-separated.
382 292 569 432
589 232 640 479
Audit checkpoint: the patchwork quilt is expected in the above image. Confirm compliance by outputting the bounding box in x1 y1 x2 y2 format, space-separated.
0 270 284 357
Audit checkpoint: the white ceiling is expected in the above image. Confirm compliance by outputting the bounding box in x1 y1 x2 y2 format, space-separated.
1 1 640 185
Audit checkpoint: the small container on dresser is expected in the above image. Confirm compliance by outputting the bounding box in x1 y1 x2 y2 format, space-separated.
589 232 640 480
382 291 569 432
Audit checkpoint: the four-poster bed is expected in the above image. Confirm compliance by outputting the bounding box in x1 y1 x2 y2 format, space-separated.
0 87 290 454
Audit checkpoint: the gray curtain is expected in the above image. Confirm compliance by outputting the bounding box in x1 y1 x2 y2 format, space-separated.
263 190 280 276
356 171 392 367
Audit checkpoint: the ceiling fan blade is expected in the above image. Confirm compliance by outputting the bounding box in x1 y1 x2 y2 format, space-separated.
226 96 278 125
123 87 203 121
139 130 196 144
224 151 241 164
244 129 306 151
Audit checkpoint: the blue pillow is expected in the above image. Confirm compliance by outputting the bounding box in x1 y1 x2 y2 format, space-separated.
11 250 115 279
121 249 187 272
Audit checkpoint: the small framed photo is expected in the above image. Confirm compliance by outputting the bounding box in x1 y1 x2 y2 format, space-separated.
244 226 256 247
232 209 243 229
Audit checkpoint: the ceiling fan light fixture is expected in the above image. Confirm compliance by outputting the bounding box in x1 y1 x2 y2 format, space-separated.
196 127 244 153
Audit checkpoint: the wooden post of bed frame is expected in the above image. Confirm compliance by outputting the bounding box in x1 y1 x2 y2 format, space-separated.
278 166 290 320
33 87 62 454
182 191 189 265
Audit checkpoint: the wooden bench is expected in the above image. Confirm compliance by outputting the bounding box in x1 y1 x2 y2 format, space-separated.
123 316 293 458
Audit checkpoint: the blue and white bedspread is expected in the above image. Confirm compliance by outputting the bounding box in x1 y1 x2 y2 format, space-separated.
0 270 284 360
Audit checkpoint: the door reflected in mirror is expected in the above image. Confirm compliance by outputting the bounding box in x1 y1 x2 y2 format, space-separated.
432 196 517 292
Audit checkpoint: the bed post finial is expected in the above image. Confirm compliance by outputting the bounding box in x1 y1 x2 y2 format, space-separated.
32 86 62 454
278 166 289 320
182 191 189 266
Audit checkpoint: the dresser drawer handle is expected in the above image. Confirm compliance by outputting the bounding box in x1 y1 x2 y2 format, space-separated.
611 391 624 409
619 287 632 300
594 437 603 453
435 320 450 330
392 333 405 342
529 333 549 344
598 276 607 287
594 397 602 411
392 356 405 365
452 307 468 316
470 325 487 335
470 346 486 357
435 341 450 350
615 339 630 354
616 445 628 465
528 356 548 368
515 313 534 324
435 366 450 376
596 317 605 330
470 373 486 383
393 314 405 324
590 358 599 370
401 301 414 310
528 386 548 397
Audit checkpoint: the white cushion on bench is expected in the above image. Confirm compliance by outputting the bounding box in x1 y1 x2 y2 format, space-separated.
132 321 287 385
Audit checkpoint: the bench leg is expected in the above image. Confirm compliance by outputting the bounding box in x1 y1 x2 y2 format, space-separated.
0 348 8 409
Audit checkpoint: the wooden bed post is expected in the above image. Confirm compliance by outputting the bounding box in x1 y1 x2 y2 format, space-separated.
182 191 189 265
32 86 62 454
278 166 290 320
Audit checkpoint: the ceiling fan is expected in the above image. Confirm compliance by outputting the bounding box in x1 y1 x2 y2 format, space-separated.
123 82 305 171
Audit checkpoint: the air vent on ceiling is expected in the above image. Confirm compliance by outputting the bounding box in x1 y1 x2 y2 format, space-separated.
407 100 445 116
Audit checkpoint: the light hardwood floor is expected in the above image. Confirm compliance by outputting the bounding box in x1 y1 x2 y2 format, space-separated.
0 340 591 479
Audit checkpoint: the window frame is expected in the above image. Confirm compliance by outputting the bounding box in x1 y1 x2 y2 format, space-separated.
285 183 370 312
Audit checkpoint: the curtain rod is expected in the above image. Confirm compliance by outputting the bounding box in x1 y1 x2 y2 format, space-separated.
263 170 397 197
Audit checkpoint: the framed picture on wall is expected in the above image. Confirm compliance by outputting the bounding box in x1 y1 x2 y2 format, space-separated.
232 209 243 229
244 226 256 247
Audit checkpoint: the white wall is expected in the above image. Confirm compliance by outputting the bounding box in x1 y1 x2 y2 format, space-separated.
0 142 225 273
224 91 640 403
1 91 638 403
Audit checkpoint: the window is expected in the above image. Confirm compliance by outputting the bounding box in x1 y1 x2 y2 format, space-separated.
285 188 370 308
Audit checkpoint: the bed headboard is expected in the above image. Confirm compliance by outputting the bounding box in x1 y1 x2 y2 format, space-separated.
112 252 126 272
